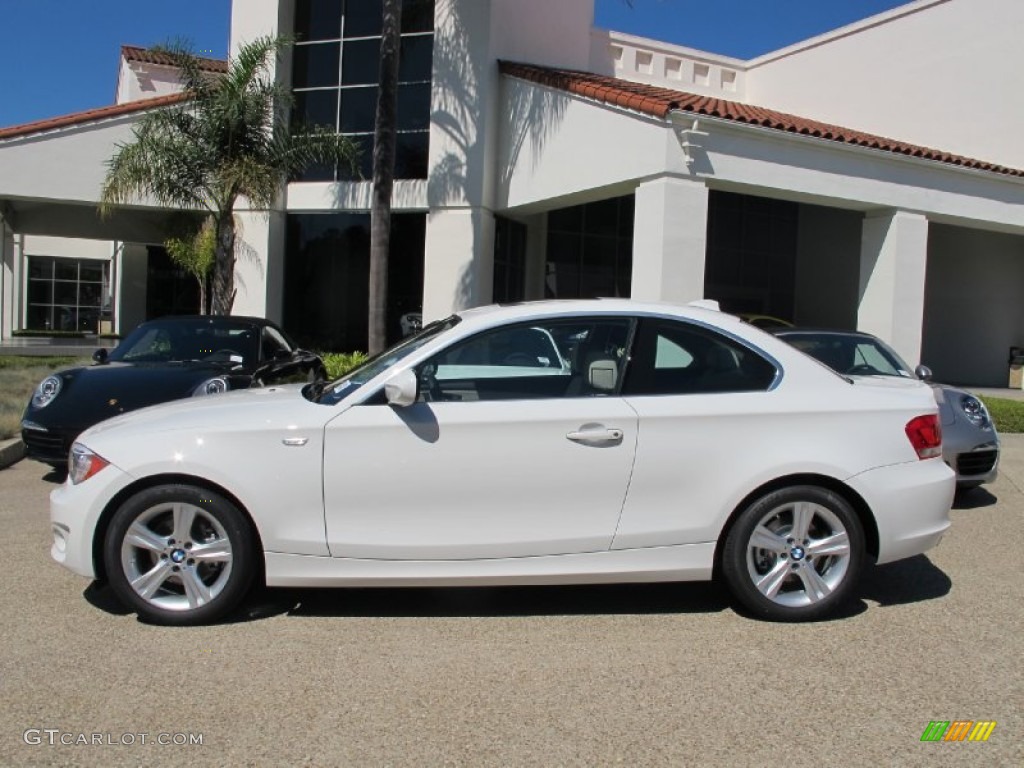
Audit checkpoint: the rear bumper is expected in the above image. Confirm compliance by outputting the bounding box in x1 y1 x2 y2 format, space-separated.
846 458 955 565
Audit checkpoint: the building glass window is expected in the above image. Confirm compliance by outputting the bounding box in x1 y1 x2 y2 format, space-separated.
545 195 634 299
145 247 201 319
26 256 110 332
493 217 526 303
284 212 425 351
292 0 434 182
704 191 798 320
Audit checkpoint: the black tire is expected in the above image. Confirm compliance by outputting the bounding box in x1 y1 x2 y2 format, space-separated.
721 485 865 621
103 484 256 626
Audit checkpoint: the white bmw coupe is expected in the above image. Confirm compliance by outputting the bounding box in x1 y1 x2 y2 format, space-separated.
50 300 954 625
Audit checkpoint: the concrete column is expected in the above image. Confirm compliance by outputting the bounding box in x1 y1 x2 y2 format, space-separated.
232 210 286 321
11 233 23 331
1 216 12 340
523 212 548 300
422 207 495 321
858 210 929 365
630 175 709 303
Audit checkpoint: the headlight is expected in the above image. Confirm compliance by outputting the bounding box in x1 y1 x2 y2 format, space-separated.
31 375 63 408
193 377 229 396
69 443 110 485
960 395 991 428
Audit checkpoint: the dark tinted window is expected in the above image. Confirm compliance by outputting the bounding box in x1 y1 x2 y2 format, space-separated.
339 87 378 133
294 0 343 41
623 319 777 395
343 0 383 38
284 213 425 350
292 42 340 88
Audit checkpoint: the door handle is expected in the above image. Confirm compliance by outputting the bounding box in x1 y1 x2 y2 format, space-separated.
566 427 624 445
281 437 309 447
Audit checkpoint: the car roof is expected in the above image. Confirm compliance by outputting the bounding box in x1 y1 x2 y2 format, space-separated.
455 299 745 329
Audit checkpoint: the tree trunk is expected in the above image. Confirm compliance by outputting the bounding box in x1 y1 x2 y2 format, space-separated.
368 0 402 354
210 213 236 315
197 276 207 315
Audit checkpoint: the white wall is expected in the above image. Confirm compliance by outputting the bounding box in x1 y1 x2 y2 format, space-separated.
22 235 111 261
0 119 142 205
747 0 1024 170
115 61 187 105
922 224 1024 385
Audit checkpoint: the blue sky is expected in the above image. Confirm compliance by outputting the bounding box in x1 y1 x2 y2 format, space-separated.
0 0 909 128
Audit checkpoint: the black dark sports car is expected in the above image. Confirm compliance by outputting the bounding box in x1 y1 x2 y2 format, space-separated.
21 315 327 468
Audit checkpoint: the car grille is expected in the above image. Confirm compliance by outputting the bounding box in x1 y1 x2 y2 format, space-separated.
957 449 998 477
22 430 68 460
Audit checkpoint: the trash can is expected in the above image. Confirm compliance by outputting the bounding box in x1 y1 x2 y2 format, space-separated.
1009 347 1024 388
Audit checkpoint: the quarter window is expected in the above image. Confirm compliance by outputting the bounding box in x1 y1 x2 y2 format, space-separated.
417 319 632 402
623 319 776 395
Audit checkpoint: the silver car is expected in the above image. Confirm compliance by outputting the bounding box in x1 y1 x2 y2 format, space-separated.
774 329 999 489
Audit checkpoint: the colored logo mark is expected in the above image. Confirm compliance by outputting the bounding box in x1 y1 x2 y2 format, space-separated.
920 720 996 742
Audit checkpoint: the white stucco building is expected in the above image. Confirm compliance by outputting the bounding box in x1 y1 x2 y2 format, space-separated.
1 0 1022 385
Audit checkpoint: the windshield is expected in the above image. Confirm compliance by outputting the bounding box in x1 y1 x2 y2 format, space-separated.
109 318 260 367
315 315 461 405
782 332 913 378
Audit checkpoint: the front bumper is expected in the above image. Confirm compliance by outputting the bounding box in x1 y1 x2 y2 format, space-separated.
951 442 999 487
846 458 955 565
21 422 76 466
50 463 135 579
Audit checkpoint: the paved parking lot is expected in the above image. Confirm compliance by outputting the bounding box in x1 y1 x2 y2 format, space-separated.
1 443 1021 767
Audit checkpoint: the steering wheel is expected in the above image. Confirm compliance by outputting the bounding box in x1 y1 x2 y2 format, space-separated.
847 364 878 376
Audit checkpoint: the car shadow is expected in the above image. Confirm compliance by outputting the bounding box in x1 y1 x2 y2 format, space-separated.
952 486 998 509
245 581 732 621
85 556 952 625
82 582 133 616
857 554 952 606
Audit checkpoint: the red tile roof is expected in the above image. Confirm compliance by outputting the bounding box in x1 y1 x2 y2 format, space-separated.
0 93 189 141
122 45 228 74
499 61 1024 179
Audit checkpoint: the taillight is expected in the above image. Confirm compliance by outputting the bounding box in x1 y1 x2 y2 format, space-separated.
905 414 942 460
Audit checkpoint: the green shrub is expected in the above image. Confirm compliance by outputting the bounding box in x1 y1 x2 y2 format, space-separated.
979 396 1024 434
320 351 369 380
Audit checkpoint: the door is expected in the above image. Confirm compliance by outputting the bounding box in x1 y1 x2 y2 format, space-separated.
323 317 638 559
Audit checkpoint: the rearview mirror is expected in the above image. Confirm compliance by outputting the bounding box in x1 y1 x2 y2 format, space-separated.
92 348 108 365
914 364 933 382
383 368 418 407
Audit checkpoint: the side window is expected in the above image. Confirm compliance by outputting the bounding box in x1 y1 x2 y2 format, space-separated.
623 319 776 396
261 326 292 361
417 318 632 402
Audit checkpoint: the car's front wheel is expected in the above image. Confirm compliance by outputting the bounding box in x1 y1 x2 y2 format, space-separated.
721 485 865 621
103 484 256 625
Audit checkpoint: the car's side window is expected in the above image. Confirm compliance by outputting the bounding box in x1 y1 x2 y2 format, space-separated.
622 318 777 396
261 326 292 361
416 318 633 402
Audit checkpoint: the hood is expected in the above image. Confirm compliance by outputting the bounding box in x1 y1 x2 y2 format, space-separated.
26 362 246 428
80 382 322 442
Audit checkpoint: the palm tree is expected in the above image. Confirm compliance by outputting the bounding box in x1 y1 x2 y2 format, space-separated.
100 36 357 315
368 0 403 354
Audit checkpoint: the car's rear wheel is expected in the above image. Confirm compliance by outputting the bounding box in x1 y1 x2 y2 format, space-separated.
721 485 864 621
103 484 256 625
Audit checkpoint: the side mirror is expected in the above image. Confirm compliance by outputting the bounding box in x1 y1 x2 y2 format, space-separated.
383 368 418 407
914 364 933 382
92 348 109 365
